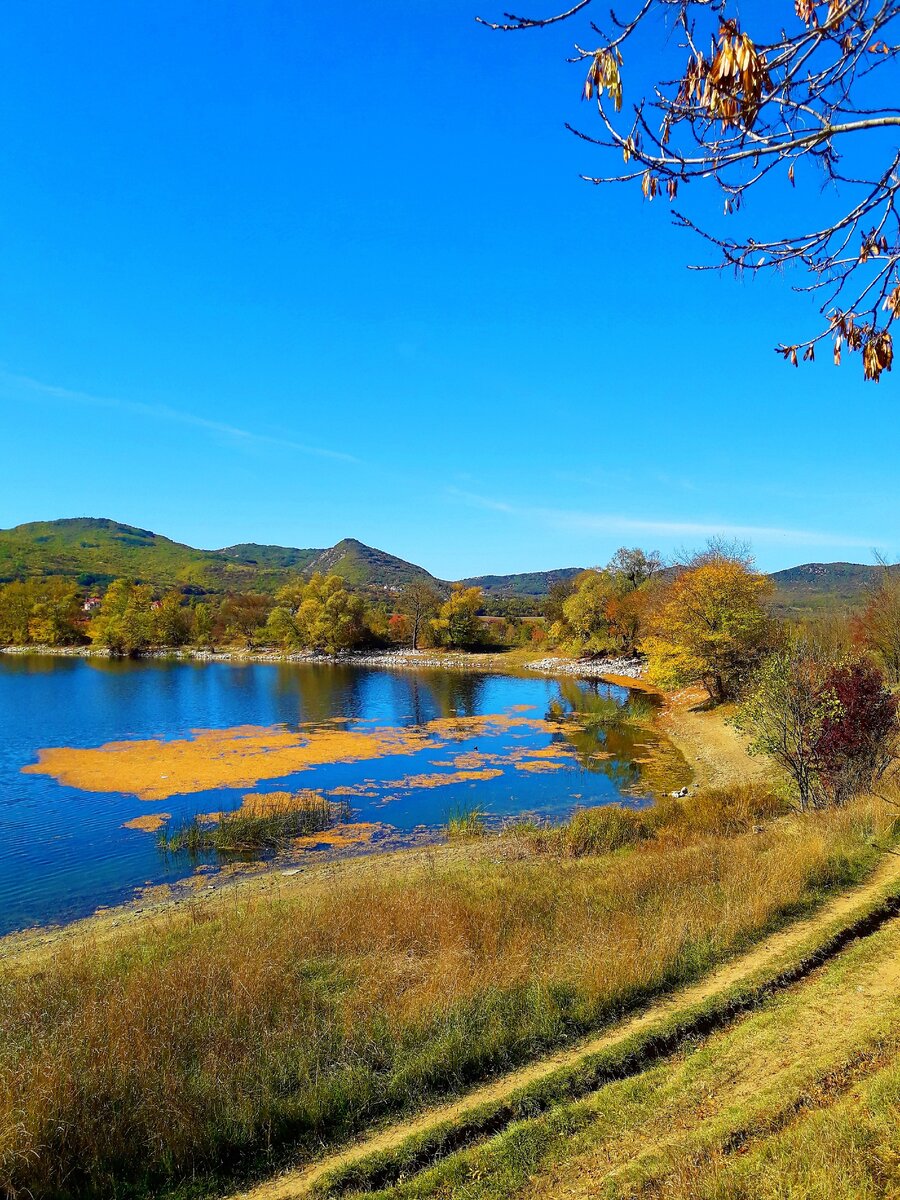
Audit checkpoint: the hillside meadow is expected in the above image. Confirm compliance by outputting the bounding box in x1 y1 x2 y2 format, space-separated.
0 779 894 1199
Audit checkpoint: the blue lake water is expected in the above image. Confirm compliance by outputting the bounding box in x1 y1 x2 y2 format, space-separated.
0 656 687 935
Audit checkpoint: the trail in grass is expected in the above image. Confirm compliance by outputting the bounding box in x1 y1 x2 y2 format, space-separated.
229 846 900 1200
495 900 900 1199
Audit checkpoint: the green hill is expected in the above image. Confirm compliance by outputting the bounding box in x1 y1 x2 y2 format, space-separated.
461 567 583 597
0 518 278 592
1 518 893 610
770 561 893 613
0 520 443 594
304 538 442 590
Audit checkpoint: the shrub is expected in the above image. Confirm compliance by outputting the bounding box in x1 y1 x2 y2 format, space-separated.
563 805 652 855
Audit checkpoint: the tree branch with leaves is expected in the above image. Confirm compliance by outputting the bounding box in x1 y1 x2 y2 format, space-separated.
479 0 900 380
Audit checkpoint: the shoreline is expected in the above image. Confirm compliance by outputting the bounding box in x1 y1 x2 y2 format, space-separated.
0 643 645 680
0 647 657 949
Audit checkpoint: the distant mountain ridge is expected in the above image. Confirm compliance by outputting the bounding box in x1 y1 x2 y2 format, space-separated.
0 518 891 609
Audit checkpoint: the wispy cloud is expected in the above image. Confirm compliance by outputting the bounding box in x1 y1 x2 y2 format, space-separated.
447 488 884 550
1 370 359 464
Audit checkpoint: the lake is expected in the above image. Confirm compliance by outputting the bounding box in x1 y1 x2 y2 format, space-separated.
0 655 689 935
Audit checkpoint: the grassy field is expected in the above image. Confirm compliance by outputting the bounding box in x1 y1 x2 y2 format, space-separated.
0 778 894 1199
333 904 900 1200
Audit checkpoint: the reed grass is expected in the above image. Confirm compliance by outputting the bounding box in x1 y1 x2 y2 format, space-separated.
446 804 487 840
0 788 894 1198
159 791 350 854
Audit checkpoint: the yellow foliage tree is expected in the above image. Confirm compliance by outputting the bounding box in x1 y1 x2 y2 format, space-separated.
644 560 773 703
431 585 484 649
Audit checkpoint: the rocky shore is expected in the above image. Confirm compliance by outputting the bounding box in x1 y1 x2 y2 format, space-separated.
0 643 644 680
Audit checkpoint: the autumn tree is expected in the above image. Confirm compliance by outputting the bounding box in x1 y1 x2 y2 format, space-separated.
266 573 367 654
192 601 214 649
0 579 82 646
737 645 898 808
151 593 192 647
645 556 773 702
815 655 899 803
215 593 272 648
27 579 82 646
556 559 658 656
482 0 900 380
397 580 443 649
0 582 33 645
852 570 900 682
431 585 485 648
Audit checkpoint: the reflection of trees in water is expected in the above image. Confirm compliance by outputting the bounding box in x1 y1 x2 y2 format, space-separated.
1 654 79 676
271 665 485 729
545 677 656 792
412 670 485 721
558 724 642 790
273 665 366 726
547 677 627 724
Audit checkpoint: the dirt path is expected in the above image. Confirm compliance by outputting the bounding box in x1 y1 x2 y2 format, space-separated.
228 846 900 1200
525 914 900 1199
654 684 767 789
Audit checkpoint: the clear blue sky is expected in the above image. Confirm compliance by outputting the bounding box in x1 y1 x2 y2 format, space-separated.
0 1 894 578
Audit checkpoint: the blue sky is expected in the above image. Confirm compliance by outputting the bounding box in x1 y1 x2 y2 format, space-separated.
0 1 895 578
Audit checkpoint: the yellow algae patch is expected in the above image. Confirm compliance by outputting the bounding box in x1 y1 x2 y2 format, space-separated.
451 751 508 770
121 813 171 833
507 704 537 712
23 723 441 802
23 713 564 802
393 769 505 789
424 714 554 739
515 760 568 773
292 822 387 850
522 744 577 760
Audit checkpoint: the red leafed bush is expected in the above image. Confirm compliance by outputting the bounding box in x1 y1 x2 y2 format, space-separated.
814 657 899 804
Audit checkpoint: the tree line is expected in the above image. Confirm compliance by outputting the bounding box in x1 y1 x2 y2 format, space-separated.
4 545 900 811
0 574 521 656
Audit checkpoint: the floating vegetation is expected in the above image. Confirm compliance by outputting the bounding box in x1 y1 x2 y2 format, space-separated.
159 790 350 855
121 812 171 833
25 714 558 800
293 821 388 850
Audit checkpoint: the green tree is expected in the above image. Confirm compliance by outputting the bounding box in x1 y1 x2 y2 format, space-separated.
397 580 442 649
28 579 82 646
606 547 662 590
735 647 831 812
267 573 367 654
89 581 155 655
0 581 35 645
431 585 484 649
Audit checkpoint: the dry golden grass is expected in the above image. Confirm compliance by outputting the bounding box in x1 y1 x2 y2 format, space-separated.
0 791 892 1198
